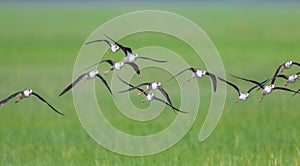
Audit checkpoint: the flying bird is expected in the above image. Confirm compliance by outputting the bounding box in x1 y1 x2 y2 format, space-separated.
118 81 173 108
104 35 167 63
59 70 112 96
85 59 140 75
0 89 64 115
85 39 120 54
272 72 300 86
273 61 300 75
230 75 299 102
218 77 269 103
117 76 186 113
167 67 217 92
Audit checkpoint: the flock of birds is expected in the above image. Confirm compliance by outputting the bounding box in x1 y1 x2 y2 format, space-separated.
1 35 300 115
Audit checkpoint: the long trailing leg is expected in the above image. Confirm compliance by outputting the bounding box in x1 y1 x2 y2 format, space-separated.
234 99 240 103
280 66 285 72
81 78 88 85
137 89 148 96
284 81 289 86
104 68 113 75
186 77 194 81
15 96 23 103
259 94 266 102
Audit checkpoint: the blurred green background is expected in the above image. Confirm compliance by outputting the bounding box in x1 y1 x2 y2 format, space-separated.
0 2 300 165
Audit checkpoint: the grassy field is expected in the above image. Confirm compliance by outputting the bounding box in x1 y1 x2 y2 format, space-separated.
0 4 300 165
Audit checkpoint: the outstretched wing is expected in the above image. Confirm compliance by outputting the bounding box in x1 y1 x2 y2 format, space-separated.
247 78 269 93
167 67 197 82
271 63 284 84
0 91 22 106
292 61 300 67
85 39 111 46
85 59 114 70
124 62 140 75
104 34 132 55
96 74 112 95
117 76 147 95
275 74 289 80
58 73 86 96
206 72 217 92
157 86 172 106
136 56 168 63
292 88 300 96
153 96 187 113
32 92 64 115
230 74 265 89
218 77 241 96
118 82 150 93
272 87 298 93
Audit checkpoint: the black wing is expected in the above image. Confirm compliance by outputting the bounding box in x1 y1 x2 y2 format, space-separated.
230 74 265 89
167 67 197 82
247 79 269 93
292 61 300 67
32 92 64 115
58 73 86 96
85 39 111 46
104 34 132 55
218 77 241 96
136 56 168 63
157 86 172 106
272 87 298 93
118 82 150 93
206 72 217 92
85 59 114 70
275 74 289 80
271 63 284 84
292 88 300 96
0 91 22 106
153 96 187 113
124 62 140 75
117 76 147 96
96 74 113 95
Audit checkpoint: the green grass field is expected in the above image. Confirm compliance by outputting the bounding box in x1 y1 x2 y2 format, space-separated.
0 4 300 165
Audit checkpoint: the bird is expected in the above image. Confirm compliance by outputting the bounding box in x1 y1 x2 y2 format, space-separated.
59 69 112 96
230 75 299 102
117 76 187 113
218 77 269 103
273 61 300 75
167 67 217 92
85 39 120 54
0 89 64 115
118 81 173 108
104 34 167 63
85 59 140 75
272 72 300 86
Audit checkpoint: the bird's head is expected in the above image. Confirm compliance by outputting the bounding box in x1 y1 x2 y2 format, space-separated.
284 61 293 67
111 44 120 53
24 89 33 96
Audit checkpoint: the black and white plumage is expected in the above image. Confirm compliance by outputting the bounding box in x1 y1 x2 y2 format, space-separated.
59 70 112 96
231 75 299 102
273 72 300 86
218 77 269 103
0 89 64 115
85 39 120 54
167 67 217 92
104 35 167 63
85 59 140 75
117 76 186 113
118 81 173 108
273 61 300 75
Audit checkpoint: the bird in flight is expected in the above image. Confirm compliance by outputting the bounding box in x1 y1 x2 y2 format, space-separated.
0 89 64 115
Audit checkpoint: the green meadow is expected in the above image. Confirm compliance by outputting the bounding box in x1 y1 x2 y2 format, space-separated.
0 4 300 165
